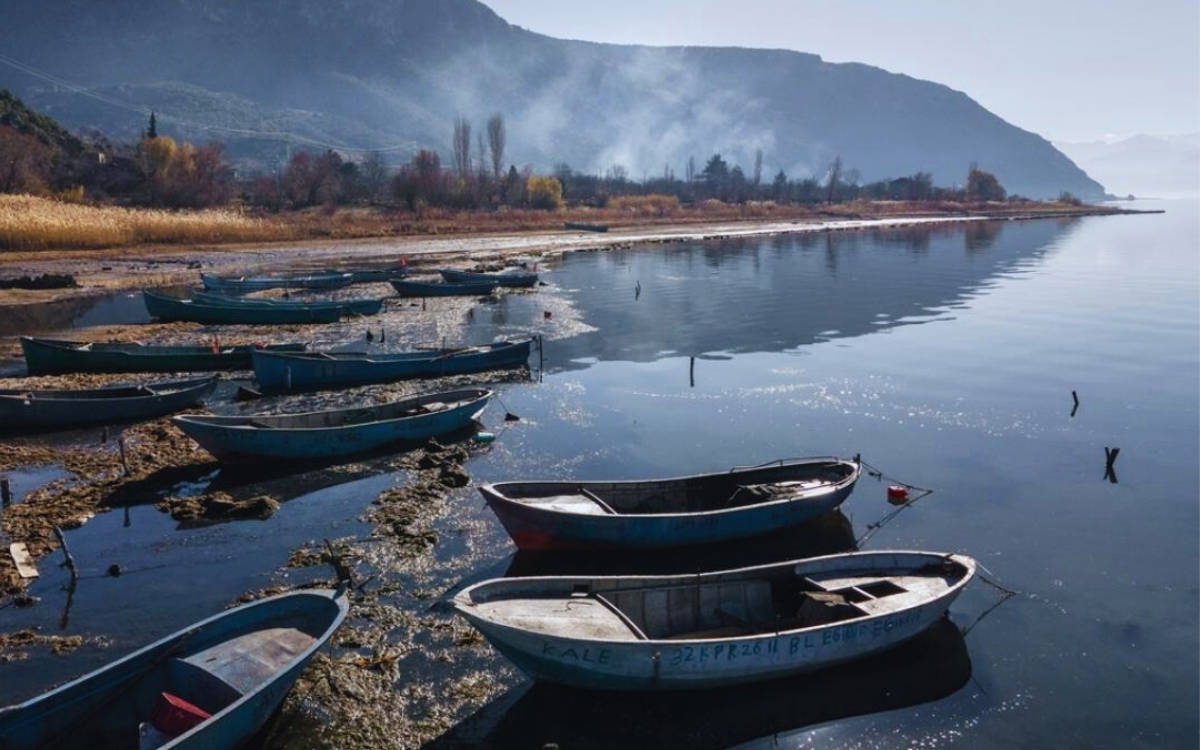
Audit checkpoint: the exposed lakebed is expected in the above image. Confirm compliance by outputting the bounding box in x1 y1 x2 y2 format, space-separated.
0 202 1196 748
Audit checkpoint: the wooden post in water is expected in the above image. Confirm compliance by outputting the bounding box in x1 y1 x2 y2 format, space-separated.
1104 446 1120 484
690 356 695 388
1071 390 1080 418
1 477 10 508
118 436 129 476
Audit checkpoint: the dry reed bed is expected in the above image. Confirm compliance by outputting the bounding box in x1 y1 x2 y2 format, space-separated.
0 194 290 251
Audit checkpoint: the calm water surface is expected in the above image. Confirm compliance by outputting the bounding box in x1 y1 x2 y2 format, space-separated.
3 202 1196 748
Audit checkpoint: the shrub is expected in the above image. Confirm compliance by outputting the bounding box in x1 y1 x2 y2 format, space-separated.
527 176 563 210
608 194 680 216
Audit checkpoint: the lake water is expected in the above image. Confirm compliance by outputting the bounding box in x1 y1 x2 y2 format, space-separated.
2 202 1196 748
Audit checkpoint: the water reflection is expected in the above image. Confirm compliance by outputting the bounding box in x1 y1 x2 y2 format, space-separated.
427 618 970 750
466 219 1080 367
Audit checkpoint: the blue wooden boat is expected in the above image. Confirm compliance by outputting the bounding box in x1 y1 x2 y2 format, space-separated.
438 268 539 288
325 266 408 283
144 291 342 325
0 376 218 434
453 551 975 691
251 340 533 392
480 458 861 551
20 337 307 374
200 272 354 293
390 278 499 297
192 292 384 317
173 388 491 460
0 588 347 749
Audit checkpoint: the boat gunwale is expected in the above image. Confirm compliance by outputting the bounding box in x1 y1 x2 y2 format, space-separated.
479 457 860 521
454 550 975 646
173 388 493 433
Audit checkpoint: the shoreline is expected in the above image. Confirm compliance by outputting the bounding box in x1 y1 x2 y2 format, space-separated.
0 204 1153 309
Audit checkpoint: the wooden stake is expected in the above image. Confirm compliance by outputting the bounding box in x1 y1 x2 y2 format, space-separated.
118 436 128 475
0 477 10 508
52 526 77 586
690 356 695 388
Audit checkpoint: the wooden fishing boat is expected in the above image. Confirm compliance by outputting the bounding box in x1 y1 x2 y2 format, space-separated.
480 458 860 551
326 266 408 283
173 388 492 460
200 272 354 293
192 292 384 317
20 337 307 375
453 550 976 691
565 222 609 233
0 588 347 749
250 340 533 392
390 278 499 297
143 291 342 325
0 376 218 433
438 268 539 288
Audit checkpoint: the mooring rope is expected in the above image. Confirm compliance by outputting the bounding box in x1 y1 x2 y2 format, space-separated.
855 458 936 546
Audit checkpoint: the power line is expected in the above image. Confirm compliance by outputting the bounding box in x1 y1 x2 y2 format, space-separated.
0 52 419 154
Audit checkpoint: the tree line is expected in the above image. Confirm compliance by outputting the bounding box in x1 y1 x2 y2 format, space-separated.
1 92 1045 212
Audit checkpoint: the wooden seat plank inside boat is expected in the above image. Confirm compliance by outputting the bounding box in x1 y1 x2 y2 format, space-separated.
168 627 315 712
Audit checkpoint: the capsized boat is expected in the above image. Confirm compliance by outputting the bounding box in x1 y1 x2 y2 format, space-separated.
20 337 307 374
173 388 492 460
390 278 499 297
192 291 384 317
0 588 347 749
200 271 354 293
480 458 860 550
143 291 342 325
453 550 976 691
438 268 539 288
250 340 533 392
0 376 218 433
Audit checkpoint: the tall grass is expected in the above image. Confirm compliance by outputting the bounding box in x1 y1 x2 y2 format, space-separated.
0 194 287 251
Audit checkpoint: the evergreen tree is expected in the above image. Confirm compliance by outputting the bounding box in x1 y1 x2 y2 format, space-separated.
145 112 157 139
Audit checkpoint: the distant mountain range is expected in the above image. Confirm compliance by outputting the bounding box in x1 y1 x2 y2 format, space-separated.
1 0 1105 198
1055 134 1199 198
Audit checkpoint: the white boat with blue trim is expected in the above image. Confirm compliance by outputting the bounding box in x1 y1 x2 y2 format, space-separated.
453 550 975 691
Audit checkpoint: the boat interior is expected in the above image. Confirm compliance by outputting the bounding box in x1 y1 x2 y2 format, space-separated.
469 559 965 642
494 461 855 515
209 389 487 429
0 380 203 400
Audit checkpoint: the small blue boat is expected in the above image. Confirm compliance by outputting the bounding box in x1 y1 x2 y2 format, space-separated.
390 278 499 297
438 268 539 288
192 291 384 317
20 337 307 374
200 272 354 293
0 588 347 749
251 340 533 392
0 376 218 434
480 457 861 551
144 291 343 325
326 266 408 284
173 388 492 460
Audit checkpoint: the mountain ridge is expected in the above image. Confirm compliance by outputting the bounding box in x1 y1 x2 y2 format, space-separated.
0 0 1106 198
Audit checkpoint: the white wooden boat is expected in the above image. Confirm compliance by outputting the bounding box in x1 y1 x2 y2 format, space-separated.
453 550 975 691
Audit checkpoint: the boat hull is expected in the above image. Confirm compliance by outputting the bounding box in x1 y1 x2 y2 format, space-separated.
481 460 860 550
455 551 974 691
0 376 218 433
192 292 384 317
438 269 539 288
390 279 499 296
251 340 533 392
20 338 307 374
0 590 347 750
144 291 342 324
173 390 491 460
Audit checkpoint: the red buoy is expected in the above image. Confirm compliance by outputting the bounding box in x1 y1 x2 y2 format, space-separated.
887 485 909 505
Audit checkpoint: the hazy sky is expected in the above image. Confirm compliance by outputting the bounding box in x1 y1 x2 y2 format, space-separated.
484 0 1200 143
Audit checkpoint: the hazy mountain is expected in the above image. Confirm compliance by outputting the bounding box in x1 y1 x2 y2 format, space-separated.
0 0 1104 198
1055 134 1199 198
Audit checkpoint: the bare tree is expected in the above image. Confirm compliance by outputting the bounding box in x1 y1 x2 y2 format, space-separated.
686 156 696 184
752 149 763 188
452 116 472 182
487 114 505 181
826 155 842 204
360 151 388 205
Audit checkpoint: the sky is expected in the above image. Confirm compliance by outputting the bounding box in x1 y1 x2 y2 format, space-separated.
484 0 1200 144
